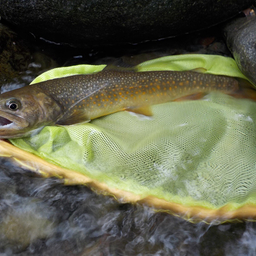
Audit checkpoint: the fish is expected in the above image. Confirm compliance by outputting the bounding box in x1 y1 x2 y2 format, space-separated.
0 68 254 138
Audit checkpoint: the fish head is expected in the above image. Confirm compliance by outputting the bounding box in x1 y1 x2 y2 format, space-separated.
0 87 62 138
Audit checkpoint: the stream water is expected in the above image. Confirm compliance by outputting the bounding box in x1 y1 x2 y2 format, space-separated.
0 21 256 255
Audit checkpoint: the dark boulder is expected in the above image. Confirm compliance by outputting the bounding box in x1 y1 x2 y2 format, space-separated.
0 0 255 48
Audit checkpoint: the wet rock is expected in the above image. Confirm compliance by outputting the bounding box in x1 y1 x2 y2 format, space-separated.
223 15 256 85
0 23 57 92
0 0 255 48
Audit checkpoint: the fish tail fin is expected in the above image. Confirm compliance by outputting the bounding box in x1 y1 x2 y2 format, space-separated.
228 78 256 101
237 77 255 89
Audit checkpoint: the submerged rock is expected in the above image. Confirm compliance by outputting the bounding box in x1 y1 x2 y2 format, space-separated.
0 198 56 253
0 23 31 85
0 0 255 48
223 15 256 85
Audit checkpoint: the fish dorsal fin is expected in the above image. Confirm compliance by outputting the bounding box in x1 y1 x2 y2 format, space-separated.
103 64 137 72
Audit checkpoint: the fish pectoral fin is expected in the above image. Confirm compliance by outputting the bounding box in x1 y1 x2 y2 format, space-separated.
59 120 91 126
125 106 153 116
56 110 90 125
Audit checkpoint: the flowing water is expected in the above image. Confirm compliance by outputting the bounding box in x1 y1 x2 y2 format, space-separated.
0 156 255 255
1 21 256 255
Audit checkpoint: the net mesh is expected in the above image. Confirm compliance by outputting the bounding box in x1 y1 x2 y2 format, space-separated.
10 54 256 212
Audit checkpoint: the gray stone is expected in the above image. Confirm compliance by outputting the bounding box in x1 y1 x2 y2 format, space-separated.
224 15 256 86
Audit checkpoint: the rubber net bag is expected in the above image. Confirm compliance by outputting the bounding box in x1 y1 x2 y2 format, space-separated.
8 54 256 221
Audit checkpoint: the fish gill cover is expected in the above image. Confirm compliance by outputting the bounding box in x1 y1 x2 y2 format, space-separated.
9 54 256 221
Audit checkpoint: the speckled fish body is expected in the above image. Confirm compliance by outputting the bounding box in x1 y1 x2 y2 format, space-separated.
35 70 242 123
0 69 251 138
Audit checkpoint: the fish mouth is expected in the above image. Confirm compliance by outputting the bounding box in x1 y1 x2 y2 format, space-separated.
0 116 13 127
0 111 30 138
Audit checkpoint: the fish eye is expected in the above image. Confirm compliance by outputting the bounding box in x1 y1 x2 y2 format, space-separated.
5 98 21 111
